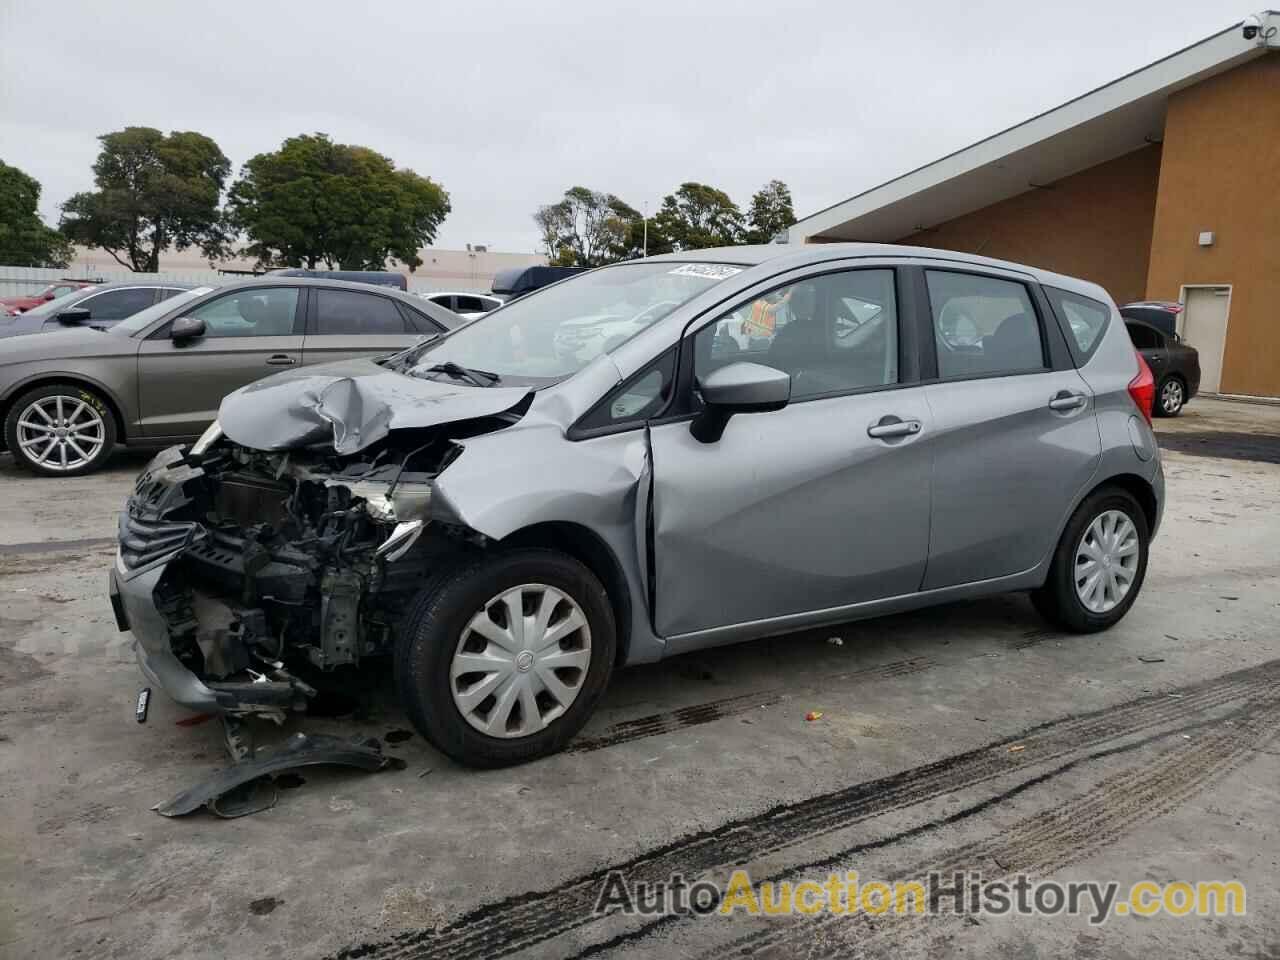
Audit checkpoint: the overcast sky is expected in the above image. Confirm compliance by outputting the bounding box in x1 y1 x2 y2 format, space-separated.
0 0 1237 255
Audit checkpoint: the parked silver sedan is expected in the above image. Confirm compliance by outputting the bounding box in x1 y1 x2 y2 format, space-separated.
110 244 1163 768
0 278 459 476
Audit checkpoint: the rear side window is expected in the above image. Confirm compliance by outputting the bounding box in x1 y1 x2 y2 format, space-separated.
926 271 1045 379
1125 321 1163 350
455 295 490 313
314 289 407 335
1045 285 1111 362
428 294 454 310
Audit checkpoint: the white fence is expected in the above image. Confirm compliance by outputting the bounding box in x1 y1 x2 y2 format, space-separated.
0 264 485 299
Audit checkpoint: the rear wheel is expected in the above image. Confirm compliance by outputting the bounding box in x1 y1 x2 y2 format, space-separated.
395 549 616 767
1032 486 1149 633
1155 376 1185 417
4 383 116 476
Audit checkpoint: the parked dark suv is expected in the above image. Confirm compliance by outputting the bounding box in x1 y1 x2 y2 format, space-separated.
1124 316 1200 416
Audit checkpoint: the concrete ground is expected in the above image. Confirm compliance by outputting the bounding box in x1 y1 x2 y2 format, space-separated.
2 397 1279 960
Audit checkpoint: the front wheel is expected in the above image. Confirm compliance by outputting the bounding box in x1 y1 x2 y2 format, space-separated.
395 548 616 767
4 383 117 476
1032 486 1150 633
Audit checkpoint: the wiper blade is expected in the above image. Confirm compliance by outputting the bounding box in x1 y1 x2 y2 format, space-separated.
418 361 501 387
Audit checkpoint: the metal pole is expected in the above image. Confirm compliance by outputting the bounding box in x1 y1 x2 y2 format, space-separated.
642 201 649 258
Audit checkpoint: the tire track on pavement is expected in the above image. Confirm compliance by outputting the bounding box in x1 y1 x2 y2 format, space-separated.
730 691 1280 958
567 656 934 754
329 658 1280 960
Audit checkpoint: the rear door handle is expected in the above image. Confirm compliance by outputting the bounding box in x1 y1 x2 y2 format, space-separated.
266 354 296 366
1048 392 1087 411
867 416 922 439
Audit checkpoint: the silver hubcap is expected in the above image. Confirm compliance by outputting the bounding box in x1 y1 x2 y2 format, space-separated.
450 583 591 738
1075 509 1140 614
1161 380 1183 412
15 395 106 471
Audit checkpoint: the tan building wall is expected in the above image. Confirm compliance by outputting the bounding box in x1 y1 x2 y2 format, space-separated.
893 145 1162 306
1145 54 1280 398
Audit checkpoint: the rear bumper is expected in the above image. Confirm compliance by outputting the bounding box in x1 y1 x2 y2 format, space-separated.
110 554 225 714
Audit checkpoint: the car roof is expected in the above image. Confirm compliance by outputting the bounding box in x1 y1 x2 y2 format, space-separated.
637 242 1112 303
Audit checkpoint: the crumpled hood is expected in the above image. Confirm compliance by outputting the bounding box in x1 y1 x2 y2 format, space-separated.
218 358 532 454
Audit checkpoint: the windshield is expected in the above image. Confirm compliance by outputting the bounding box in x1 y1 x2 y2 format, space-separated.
110 287 213 335
406 262 743 382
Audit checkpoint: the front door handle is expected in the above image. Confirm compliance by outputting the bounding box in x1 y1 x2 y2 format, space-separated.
266 354 296 366
1048 391 1087 411
867 416 922 439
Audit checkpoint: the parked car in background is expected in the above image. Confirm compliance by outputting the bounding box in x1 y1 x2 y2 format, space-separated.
491 265 587 301
0 282 196 339
0 278 460 475
109 244 1163 768
421 292 503 319
1124 315 1200 416
1 279 99 316
1120 300 1182 336
269 269 408 290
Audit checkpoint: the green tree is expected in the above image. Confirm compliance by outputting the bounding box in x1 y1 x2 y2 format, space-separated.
744 179 796 244
59 127 229 272
0 160 73 267
653 182 743 251
227 134 450 271
532 186 644 266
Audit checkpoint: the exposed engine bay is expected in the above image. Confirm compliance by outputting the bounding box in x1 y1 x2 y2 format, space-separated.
118 423 507 724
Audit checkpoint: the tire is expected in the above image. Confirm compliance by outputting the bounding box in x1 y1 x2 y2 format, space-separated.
1154 375 1185 417
3 383 117 476
395 548 616 767
1031 486 1150 633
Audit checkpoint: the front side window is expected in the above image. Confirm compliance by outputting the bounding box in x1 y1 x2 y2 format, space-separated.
455 295 490 313
314 289 406 335
81 287 156 320
694 269 898 401
410 261 743 384
187 287 300 338
927 271 1045 379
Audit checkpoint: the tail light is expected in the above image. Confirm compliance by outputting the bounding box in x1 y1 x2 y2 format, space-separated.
1128 351 1155 424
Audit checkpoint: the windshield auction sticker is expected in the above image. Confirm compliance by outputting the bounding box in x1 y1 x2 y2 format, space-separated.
668 264 743 281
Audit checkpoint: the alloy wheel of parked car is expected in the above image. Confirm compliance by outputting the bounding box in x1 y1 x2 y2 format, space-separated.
450 583 592 738
395 548 616 767
1032 486 1149 633
1157 377 1185 416
4 383 117 476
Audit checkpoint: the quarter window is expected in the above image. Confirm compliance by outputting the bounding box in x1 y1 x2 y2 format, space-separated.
694 269 899 401
926 271 1045 378
187 287 300 338
575 350 676 434
314 289 407 335
1045 285 1110 359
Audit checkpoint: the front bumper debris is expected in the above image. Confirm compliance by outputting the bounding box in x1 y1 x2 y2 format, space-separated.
154 730 401 818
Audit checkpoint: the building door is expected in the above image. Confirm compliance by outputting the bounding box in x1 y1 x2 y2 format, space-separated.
1181 287 1231 393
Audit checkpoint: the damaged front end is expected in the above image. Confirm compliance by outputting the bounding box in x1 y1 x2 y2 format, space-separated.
110 422 486 723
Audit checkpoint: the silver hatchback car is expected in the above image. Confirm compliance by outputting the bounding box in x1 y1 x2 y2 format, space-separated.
110 244 1162 767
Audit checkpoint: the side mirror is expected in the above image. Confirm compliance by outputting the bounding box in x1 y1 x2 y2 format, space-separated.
690 361 790 443
170 316 206 341
56 307 92 325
